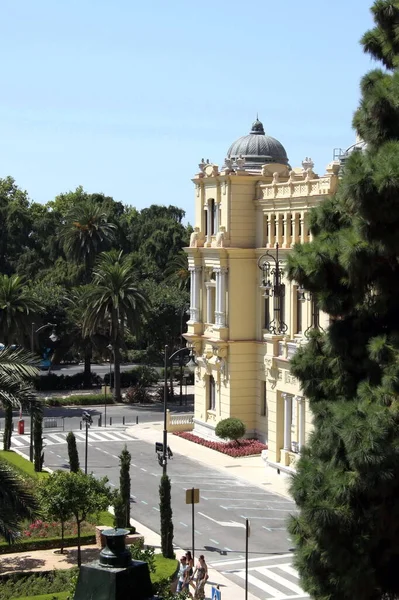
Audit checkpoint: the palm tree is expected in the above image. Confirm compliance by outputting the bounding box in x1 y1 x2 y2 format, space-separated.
0 274 40 346
0 346 41 540
164 252 189 291
60 200 116 282
83 252 149 401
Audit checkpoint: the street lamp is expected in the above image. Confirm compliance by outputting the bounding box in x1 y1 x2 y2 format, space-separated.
30 322 58 462
296 285 323 336
179 305 190 405
257 243 288 335
162 345 197 476
82 411 93 474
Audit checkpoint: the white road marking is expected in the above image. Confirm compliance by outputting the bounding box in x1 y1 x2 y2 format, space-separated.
10 437 25 447
109 483 116 487
194 530 202 535
224 547 232 551
99 432 123 441
112 455 118 460
241 516 288 520
141 500 148 505
74 432 87 441
223 506 293 511
209 538 219 544
278 564 300 578
210 554 293 567
47 433 66 444
56 455 62 458
151 473 157 477
256 566 303 594
198 512 245 528
141 468 147 472
153 507 160 512
234 571 286 598
180 522 188 527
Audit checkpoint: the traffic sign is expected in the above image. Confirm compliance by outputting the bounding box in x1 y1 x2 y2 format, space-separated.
185 488 200 504
211 586 221 600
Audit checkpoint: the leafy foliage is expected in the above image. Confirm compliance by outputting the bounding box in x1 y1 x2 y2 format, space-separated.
215 417 246 443
159 474 174 559
66 432 80 473
284 3 399 598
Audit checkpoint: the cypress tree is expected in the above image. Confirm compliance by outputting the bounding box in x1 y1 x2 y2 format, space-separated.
66 431 80 472
33 412 43 472
119 445 131 528
286 2 399 598
159 474 174 558
3 404 12 451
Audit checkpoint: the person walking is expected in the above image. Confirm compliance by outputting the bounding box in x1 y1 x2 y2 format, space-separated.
176 555 190 593
193 555 208 600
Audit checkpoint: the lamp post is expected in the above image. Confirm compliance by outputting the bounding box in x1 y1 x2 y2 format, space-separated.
82 411 93 474
162 345 197 476
179 305 190 405
297 285 323 336
257 243 288 335
30 322 58 462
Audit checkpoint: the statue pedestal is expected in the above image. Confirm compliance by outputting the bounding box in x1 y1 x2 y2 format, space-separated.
74 559 153 600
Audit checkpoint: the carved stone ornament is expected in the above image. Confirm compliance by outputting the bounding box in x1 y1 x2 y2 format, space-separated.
198 159 206 173
236 155 246 170
224 157 233 170
190 227 200 248
215 226 226 248
272 172 280 184
302 157 314 172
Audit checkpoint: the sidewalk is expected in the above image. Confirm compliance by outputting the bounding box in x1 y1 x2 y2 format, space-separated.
126 422 292 499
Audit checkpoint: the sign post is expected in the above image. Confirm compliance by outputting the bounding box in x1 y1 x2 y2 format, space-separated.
211 586 221 600
245 518 250 600
185 488 200 562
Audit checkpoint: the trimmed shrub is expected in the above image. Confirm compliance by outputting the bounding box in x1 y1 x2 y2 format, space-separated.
46 394 114 407
215 417 246 443
34 372 101 392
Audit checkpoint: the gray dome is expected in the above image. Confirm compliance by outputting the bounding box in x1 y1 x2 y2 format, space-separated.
227 119 289 170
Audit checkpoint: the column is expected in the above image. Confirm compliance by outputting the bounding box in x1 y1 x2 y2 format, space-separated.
283 212 290 248
266 215 271 248
275 214 281 246
291 213 298 247
215 200 220 233
189 267 195 321
300 211 305 244
218 267 228 327
194 267 201 322
283 393 292 450
296 396 306 450
214 270 220 325
205 283 212 324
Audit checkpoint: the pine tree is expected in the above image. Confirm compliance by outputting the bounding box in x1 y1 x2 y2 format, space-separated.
159 474 174 558
66 432 80 473
286 2 399 598
33 412 43 472
119 445 131 528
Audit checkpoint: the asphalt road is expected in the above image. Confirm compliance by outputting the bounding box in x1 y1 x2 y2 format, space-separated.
9 427 307 600
0 402 194 432
43 363 153 377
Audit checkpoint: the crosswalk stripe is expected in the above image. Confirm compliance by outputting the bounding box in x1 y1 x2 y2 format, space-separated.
48 434 66 444
87 432 106 441
113 432 134 440
234 571 286 598
278 565 299 579
10 437 25 447
256 567 303 594
99 432 123 441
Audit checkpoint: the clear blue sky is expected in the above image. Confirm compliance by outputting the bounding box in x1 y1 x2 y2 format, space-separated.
1 0 374 223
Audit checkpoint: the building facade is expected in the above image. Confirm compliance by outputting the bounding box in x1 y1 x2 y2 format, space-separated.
184 119 340 473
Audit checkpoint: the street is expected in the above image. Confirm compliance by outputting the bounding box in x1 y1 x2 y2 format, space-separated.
42 363 156 377
9 426 307 600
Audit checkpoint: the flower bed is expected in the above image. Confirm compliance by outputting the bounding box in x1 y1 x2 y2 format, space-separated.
0 533 96 555
21 519 94 540
174 432 267 457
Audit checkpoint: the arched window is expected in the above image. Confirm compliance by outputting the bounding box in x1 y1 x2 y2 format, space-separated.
209 375 216 411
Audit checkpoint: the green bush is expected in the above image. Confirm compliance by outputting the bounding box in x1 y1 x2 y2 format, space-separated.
0 533 96 555
104 366 159 389
34 372 101 392
0 568 77 600
124 385 153 404
215 417 246 443
46 394 114 407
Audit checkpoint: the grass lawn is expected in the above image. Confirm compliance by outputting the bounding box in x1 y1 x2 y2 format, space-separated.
10 594 69 600
0 451 49 480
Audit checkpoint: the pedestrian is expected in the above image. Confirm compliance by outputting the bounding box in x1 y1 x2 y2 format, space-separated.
193 555 208 600
176 555 190 593
185 550 195 598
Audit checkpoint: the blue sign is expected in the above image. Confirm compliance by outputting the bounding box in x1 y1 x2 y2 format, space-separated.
211 587 221 600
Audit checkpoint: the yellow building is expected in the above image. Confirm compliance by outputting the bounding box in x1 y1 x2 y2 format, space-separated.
184 119 340 473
